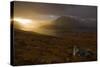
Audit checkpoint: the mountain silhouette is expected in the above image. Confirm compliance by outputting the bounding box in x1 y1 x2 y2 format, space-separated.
39 16 96 36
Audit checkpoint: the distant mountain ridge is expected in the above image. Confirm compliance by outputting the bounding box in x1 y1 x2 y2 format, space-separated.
38 16 97 36
13 16 97 37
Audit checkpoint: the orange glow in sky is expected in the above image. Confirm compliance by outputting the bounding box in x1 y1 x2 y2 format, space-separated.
13 18 53 33
13 18 32 25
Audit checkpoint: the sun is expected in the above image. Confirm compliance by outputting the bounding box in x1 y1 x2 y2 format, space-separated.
12 17 55 35
13 18 46 32
13 18 32 25
13 18 37 31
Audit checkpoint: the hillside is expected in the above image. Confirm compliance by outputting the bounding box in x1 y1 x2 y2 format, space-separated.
12 28 97 65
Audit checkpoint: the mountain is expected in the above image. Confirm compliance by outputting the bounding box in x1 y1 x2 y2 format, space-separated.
39 16 97 36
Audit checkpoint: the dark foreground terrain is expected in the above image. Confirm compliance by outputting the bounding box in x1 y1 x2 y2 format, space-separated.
12 29 97 65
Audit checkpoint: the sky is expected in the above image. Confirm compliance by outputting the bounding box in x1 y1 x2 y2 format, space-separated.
13 1 97 20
